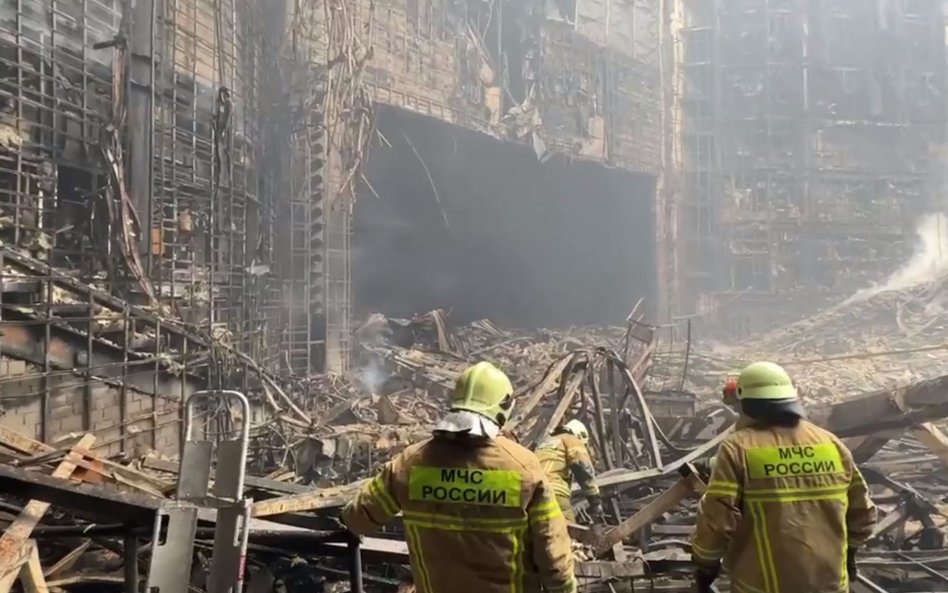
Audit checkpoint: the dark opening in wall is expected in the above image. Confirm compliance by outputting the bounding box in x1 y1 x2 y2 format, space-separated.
353 106 657 327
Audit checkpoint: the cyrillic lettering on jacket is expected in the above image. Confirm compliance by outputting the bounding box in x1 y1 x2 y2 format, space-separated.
408 466 522 507
746 443 845 480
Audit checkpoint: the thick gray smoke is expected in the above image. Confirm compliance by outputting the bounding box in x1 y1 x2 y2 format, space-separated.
846 212 948 304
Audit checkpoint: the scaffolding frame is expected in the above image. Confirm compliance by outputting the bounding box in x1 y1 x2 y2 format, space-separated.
680 0 945 333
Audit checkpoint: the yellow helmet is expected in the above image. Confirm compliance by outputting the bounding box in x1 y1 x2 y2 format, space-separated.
737 361 805 418
563 419 589 443
737 361 796 400
451 362 514 426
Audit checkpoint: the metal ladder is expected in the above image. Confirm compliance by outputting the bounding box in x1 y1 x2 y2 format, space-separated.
146 390 252 593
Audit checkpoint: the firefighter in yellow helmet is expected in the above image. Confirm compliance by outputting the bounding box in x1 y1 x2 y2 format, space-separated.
342 362 576 593
691 362 877 593
535 419 602 523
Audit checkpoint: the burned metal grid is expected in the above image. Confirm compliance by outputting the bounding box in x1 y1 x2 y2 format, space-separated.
283 100 323 374
0 0 120 276
0 250 204 456
150 0 282 365
0 0 287 454
680 0 945 331
275 0 329 376
539 22 661 174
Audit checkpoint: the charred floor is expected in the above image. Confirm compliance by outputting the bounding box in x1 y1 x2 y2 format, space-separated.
0 0 945 592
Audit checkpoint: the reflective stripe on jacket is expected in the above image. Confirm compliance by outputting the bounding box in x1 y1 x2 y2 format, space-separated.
535 433 600 504
343 435 576 593
692 419 877 593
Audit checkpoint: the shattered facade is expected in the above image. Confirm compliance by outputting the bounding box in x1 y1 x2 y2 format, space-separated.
677 0 946 334
0 0 662 454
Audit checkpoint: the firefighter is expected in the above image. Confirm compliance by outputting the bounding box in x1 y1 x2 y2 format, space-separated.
691 361 877 593
535 419 602 523
342 362 576 593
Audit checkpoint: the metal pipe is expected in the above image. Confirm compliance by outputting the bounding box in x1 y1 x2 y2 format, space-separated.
856 574 891 593
124 530 139 593
347 533 364 593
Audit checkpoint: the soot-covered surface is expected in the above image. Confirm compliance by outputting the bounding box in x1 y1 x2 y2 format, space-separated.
353 107 657 327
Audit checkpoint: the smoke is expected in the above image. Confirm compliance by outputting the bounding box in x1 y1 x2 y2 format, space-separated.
846 212 948 304
357 358 390 395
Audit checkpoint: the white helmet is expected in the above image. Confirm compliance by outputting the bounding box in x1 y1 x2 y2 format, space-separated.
563 419 589 444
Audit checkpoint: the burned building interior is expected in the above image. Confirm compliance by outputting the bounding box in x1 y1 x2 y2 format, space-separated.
0 0 946 592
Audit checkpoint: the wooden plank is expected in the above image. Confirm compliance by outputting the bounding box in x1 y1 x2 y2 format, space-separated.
525 371 584 449
847 432 897 463
870 502 910 541
575 559 645 579
0 425 167 496
0 426 51 456
0 464 160 524
594 472 704 556
912 423 948 467
46 575 124 587
252 480 369 517
141 456 311 495
507 354 574 431
0 434 96 590
43 540 90 579
20 541 49 593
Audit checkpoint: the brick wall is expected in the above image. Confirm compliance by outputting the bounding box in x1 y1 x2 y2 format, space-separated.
0 355 197 457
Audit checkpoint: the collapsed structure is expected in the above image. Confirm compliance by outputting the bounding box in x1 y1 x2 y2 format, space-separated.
0 0 664 452
0 310 947 592
0 0 947 592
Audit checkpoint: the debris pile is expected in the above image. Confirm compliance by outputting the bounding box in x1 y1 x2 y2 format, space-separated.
4 297 948 592
675 276 948 403
244 308 663 486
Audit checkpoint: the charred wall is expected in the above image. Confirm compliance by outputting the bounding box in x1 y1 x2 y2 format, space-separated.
287 0 665 368
362 0 662 172
354 108 657 327
679 0 946 334
0 0 665 452
0 0 286 453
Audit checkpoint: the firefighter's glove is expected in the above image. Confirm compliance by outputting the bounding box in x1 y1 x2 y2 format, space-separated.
692 563 720 593
847 548 857 581
693 459 710 479
693 457 716 481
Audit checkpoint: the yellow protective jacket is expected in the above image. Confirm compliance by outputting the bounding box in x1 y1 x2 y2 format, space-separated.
535 433 599 521
342 434 576 593
692 419 877 593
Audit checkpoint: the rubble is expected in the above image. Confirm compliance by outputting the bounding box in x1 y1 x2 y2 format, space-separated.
678 276 948 401
3 303 948 592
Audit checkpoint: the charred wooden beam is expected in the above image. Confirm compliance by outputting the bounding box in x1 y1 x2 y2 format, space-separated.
251 480 368 518
809 375 948 438
526 370 583 448
0 463 159 524
507 354 574 431
593 464 704 556
0 435 96 588
141 456 312 496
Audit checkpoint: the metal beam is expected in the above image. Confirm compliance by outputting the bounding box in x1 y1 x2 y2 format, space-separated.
127 0 156 262
0 464 409 562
